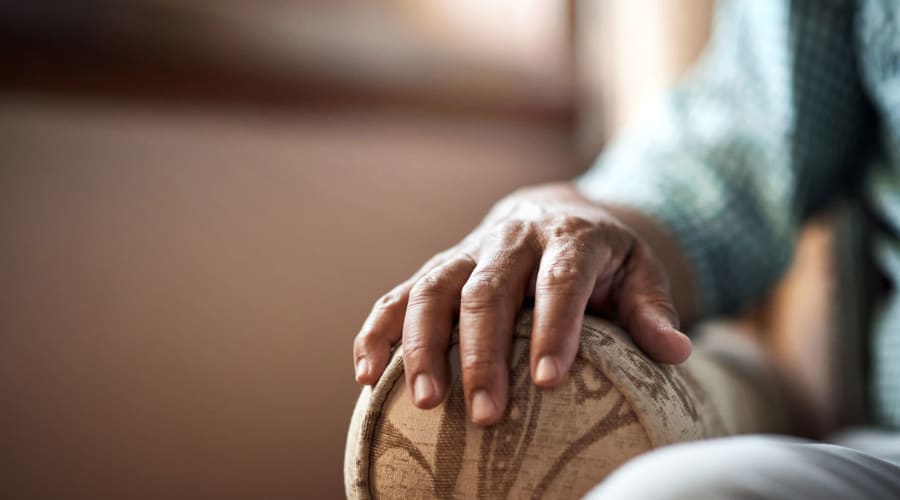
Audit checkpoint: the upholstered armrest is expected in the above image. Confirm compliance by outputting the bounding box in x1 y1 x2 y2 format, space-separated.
345 312 785 499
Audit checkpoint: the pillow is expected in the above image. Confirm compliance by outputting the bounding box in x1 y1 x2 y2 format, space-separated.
345 311 776 499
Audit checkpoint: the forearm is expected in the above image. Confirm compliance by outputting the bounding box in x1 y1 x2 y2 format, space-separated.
574 0 869 320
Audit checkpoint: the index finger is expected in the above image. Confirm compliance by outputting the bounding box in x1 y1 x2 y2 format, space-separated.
353 250 453 385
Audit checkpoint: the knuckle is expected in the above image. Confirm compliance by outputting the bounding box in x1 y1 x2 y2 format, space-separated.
354 330 379 352
409 273 449 303
460 273 507 310
402 335 431 360
375 289 405 311
495 218 530 236
545 215 592 238
642 293 677 314
622 291 677 327
538 261 587 292
460 349 498 376
493 220 539 251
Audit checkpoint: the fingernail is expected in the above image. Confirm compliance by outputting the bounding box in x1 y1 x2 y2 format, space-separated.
668 328 692 346
355 358 370 382
471 390 497 424
413 374 436 405
674 330 693 355
534 356 559 385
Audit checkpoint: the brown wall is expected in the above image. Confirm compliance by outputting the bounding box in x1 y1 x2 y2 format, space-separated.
0 97 577 499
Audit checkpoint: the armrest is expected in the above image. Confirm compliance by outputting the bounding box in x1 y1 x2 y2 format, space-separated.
345 311 786 499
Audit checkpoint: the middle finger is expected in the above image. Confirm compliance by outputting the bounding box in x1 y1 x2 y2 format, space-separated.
459 221 539 426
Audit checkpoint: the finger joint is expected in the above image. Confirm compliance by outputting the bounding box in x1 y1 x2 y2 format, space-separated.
460 273 507 312
538 261 588 294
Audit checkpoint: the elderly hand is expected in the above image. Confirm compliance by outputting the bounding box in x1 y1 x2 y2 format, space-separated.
353 182 692 426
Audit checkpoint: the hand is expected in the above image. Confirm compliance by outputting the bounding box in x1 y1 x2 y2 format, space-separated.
353 182 692 426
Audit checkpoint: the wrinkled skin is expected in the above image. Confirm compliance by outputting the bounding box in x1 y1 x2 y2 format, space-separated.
353 183 692 426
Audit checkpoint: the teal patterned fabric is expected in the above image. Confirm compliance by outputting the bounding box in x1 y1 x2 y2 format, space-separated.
577 0 900 428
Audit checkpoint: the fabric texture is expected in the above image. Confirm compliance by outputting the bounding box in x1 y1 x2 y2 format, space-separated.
584 434 900 500
576 0 900 428
344 312 782 500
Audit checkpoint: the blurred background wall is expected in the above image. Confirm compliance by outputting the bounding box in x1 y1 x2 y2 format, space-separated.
0 2 763 498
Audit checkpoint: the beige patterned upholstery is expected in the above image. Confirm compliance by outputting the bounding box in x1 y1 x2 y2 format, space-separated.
345 312 779 499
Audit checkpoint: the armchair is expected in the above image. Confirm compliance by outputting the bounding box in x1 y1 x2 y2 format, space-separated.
345 311 788 499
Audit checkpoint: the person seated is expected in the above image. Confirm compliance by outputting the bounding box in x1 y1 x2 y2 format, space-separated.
352 0 900 497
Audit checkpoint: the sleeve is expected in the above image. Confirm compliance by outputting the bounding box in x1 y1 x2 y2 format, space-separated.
577 0 873 317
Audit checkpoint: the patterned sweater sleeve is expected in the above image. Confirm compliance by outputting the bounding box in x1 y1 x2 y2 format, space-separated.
577 0 872 316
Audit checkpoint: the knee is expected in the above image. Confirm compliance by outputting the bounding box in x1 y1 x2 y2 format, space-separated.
585 436 804 500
